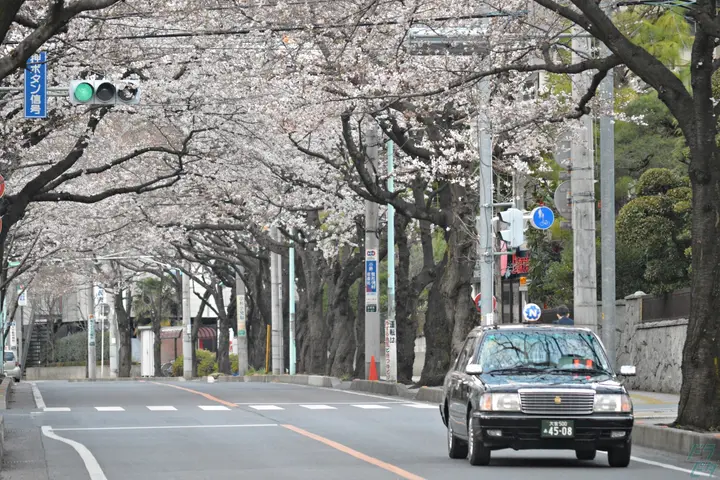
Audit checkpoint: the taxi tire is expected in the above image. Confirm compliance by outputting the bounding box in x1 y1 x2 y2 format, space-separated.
608 440 632 468
575 449 596 460
447 422 468 459
467 417 491 466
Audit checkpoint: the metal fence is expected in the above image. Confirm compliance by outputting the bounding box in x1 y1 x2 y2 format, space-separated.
640 288 690 323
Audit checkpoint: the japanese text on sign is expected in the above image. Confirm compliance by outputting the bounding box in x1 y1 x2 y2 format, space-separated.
24 52 47 119
365 249 378 303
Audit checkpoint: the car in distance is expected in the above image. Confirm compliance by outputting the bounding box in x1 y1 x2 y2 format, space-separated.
439 324 635 467
3 351 21 382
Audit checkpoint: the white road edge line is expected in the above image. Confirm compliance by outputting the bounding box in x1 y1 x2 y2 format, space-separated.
52 424 278 432
41 426 107 480
30 382 46 409
596 451 713 477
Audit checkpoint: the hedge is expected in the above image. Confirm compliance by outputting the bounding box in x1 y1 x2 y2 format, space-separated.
172 351 239 376
54 331 110 364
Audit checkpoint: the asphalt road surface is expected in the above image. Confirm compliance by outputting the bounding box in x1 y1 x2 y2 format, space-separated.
7 380 711 479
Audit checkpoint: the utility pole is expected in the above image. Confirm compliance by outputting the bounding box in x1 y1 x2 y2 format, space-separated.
476 77 495 325
600 0 616 367
364 123 381 379
87 280 96 380
270 225 284 374
571 26 598 331
18 304 23 378
182 261 192 379
385 140 397 382
108 287 118 377
235 267 249 375
289 231 297 375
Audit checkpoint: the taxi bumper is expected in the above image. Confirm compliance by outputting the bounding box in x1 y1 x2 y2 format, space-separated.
471 412 633 451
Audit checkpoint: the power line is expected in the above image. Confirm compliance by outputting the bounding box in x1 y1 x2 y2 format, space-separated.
2 11 526 45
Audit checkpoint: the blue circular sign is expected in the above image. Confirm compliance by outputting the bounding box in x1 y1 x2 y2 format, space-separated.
523 303 542 322
530 206 555 230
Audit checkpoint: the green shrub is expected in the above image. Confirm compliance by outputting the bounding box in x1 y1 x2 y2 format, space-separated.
171 349 217 376
54 332 110 364
230 353 238 374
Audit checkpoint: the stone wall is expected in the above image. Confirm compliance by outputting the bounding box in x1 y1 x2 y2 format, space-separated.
24 365 141 380
598 292 687 394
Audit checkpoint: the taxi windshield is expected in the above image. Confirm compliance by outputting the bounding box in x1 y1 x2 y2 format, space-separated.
474 330 612 374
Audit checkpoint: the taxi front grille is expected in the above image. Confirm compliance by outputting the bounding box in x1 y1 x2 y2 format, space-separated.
519 390 595 415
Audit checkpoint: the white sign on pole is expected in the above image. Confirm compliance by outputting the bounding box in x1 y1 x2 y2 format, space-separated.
17 286 27 307
9 323 16 347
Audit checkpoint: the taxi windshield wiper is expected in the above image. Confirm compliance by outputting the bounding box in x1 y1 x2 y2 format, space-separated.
548 367 612 376
486 366 548 375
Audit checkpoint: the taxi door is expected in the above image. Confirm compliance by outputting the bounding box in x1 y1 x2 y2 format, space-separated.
448 335 477 434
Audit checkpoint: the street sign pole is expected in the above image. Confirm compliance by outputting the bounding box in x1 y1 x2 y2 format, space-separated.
364 124 381 380
24 52 47 119
87 281 96 380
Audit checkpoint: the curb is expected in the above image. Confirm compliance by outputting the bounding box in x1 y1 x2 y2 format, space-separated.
633 422 720 456
415 386 443 404
225 374 341 388
349 379 415 399
0 378 12 410
0 414 4 469
67 376 204 382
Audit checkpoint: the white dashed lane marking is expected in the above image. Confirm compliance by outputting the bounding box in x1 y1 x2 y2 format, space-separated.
39 403 439 412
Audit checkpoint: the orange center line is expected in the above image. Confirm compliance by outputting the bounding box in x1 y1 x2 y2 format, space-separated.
281 424 426 480
148 381 237 408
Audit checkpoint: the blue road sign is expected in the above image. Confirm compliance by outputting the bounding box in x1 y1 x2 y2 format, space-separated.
24 52 47 119
365 258 378 302
530 206 555 230
523 303 542 322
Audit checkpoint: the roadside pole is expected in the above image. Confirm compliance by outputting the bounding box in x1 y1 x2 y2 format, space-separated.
87 280 96 380
385 140 397 382
289 231 297 376
364 123 381 379
235 268 249 375
182 262 192 379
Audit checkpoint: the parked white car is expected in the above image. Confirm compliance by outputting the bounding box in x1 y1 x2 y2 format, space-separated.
3 351 21 382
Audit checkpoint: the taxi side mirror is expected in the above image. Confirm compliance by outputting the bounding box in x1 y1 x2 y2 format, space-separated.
466 364 483 375
619 365 636 376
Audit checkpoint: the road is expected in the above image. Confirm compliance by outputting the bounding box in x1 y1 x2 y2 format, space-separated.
2 380 710 479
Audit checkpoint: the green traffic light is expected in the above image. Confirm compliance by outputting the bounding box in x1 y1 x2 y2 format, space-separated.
74 82 94 102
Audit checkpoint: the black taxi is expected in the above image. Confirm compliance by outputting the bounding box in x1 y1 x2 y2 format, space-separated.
439 324 636 467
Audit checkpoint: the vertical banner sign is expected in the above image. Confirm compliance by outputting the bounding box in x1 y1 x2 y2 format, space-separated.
24 52 47 119
88 314 96 347
365 249 378 310
17 286 27 307
9 322 16 347
237 294 246 336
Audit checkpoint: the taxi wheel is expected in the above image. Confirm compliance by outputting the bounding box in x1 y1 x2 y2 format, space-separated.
467 417 491 466
608 440 632 467
575 449 596 460
447 422 468 459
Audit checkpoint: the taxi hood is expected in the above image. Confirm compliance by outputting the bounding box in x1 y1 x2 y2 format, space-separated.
478 372 626 394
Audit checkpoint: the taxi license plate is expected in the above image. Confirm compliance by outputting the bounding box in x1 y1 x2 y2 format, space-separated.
541 420 574 438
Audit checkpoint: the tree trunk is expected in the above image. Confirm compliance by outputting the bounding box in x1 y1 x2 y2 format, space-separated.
213 286 231 375
325 278 355 377
115 290 133 377
353 276 365 378
152 314 161 377
296 245 328 374
675 129 720 430
416 183 475 386
417 254 450 386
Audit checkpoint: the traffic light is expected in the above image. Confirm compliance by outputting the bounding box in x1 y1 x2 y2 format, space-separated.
69 79 140 105
498 208 525 248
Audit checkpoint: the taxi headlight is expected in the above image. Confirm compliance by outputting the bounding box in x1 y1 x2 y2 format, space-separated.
594 394 632 413
480 393 521 411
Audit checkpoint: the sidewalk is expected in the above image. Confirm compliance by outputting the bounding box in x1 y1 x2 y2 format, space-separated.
1 382 50 480
629 390 679 419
